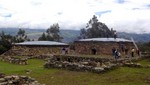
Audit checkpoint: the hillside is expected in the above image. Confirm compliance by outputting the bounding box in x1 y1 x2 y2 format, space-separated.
118 32 150 42
0 28 150 43
0 28 80 43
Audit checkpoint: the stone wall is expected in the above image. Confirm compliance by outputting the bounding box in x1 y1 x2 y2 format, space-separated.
74 41 135 55
44 55 149 73
44 55 119 73
0 73 43 85
3 45 68 56
0 56 28 65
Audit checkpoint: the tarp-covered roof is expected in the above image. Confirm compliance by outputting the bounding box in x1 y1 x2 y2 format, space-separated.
78 38 132 42
14 41 69 46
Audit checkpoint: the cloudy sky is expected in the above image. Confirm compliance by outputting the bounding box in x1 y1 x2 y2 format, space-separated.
0 0 150 33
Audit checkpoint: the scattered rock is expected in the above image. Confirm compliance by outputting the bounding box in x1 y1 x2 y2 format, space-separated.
0 56 28 65
124 63 142 68
0 74 44 85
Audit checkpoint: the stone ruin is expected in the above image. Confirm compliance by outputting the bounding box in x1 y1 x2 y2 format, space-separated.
74 38 135 55
3 45 67 56
0 73 44 85
0 54 54 65
44 55 119 73
0 56 28 65
34 54 53 59
44 55 150 73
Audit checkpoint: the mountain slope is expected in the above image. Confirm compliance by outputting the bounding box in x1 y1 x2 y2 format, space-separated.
0 28 150 43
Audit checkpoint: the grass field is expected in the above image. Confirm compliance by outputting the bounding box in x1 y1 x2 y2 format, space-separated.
0 59 150 85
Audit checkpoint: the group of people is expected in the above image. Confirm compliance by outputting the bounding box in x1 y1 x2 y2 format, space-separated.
112 46 140 59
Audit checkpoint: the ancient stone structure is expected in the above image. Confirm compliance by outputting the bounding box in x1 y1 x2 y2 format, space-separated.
3 41 69 56
0 73 43 85
44 55 118 73
0 56 28 65
74 38 135 55
44 55 147 73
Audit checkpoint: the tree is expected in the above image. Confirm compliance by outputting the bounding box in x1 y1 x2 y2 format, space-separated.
46 23 60 35
79 28 87 39
80 15 113 38
16 29 30 42
38 32 55 41
0 31 13 54
38 23 63 41
46 23 62 41
38 32 47 41
17 29 25 37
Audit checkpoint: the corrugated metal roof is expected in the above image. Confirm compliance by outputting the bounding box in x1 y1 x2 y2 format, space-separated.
78 38 132 42
14 41 68 46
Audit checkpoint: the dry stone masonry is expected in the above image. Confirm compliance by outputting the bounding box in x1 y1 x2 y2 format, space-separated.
44 55 150 73
3 41 69 56
0 73 44 85
0 54 53 65
44 55 119 73
74 38 135 55
0 56 28 65
3 46 64 56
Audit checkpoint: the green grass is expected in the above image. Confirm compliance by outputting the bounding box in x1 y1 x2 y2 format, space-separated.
0 59 45 74
137 59 150 66
0 59 150 85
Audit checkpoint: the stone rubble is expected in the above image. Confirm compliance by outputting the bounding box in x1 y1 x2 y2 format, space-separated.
0 56 28 65
0 73 44 85
0 54 53 65
44 55 118 73
123 62 142 68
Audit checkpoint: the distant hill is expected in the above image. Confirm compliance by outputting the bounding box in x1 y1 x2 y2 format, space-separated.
27 29 80 42
0 28 80 43
118 32 150 42
0 28 150 43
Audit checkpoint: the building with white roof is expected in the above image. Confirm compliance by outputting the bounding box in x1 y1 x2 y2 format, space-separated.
4 41 69 56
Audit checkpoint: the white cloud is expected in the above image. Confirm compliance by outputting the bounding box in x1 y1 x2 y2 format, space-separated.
0 0 150 33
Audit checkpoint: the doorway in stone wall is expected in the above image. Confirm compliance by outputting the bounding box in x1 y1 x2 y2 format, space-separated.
91 47 97 55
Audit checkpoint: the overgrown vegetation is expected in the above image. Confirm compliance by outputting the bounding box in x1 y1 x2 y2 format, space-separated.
0 59 150 85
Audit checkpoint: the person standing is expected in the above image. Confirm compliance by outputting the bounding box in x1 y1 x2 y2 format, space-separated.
131 48 135 57
114 31 117 39
62 47 66 54
112 47 116 57
65 47 69 54
115 49 118 59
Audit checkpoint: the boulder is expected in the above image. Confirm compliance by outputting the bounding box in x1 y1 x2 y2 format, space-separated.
92 67 105 73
